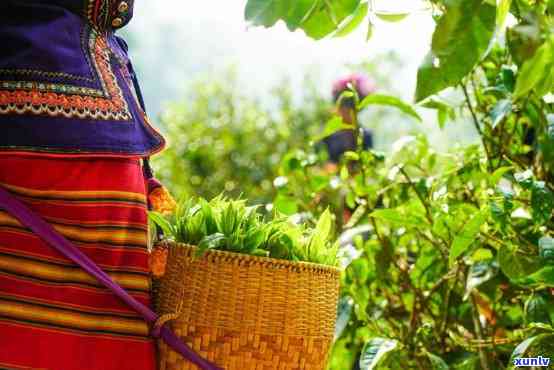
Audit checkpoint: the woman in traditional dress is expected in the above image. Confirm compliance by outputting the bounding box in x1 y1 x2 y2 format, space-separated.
0 1 167 369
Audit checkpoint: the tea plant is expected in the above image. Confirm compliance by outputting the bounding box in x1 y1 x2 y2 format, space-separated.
149 196 339 266
245 0 554 368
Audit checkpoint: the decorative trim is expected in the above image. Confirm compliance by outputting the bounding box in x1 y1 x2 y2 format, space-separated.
85 0 111 30
0 69 94 82
84 0 134 31
0 28 132 121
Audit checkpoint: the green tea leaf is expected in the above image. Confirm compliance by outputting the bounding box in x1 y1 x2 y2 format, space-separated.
421 99 455 129
449 208 487 266
196 233 226 256
315 116 353 142
514 39 554 99
374 12 410 23
284 0 319 30
359 338 399 369
148 211 174 237
415 0 496 102
452 355 479 370
524 294 552 325
516 266 554 287
301 0 361 39
358 94 421 121
426 351 449 370
499 244 542 281
334 1 368 37
490 99 512 129
244 0 286 27
314 208 333 241
490 166 513 185
274 193 299 215
370 207 426 228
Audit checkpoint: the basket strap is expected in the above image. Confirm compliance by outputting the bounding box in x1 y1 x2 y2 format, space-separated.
0 185 221 370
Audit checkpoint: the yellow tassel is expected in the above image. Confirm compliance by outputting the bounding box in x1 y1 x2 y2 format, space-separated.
148 186 176 215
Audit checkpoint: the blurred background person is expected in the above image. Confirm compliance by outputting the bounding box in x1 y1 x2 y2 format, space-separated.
320 73 375 172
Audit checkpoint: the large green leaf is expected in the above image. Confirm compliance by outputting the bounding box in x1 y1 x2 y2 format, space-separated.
246 0 361 39
449 208 487 266
358 94 422 121
415 0 496 102
244 0 288 27
516 266 554 287
334 1 368 37
359 338 399 370
524 294 552 325
513 38 554 99
284 0 319 30
301 0 361 39
498 244 542 281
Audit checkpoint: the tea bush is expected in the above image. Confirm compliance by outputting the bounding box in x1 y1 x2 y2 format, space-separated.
243 0 554 368
153 0 554 368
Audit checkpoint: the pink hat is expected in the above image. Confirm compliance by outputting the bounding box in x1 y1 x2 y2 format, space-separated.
332 73 376 102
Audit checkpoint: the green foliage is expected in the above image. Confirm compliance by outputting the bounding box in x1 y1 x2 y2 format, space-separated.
150 0 554 368
357 94 422 122
153 71 329 204
155 58 417 205
415 0 497 102
359 338 399 369
149 196 339 266
240 2 554 367
513 35 554 99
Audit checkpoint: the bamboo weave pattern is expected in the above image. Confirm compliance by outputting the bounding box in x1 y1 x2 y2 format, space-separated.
154 243 340 370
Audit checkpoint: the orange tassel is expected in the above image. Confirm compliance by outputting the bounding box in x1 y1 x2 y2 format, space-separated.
149 244 168 277
148 185 176 215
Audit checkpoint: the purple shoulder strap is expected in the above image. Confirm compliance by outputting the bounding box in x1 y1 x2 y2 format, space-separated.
0 186 220 370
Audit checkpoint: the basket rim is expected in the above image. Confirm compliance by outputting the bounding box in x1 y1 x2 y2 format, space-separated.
159 240 341 274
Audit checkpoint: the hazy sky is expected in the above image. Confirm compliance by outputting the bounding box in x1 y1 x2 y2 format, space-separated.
124 1 436 114
122 1 476 148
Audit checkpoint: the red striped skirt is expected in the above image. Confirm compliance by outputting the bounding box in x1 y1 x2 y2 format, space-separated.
0 155 156 370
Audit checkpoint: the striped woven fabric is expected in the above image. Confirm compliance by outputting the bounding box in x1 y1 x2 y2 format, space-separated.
0 155 156 370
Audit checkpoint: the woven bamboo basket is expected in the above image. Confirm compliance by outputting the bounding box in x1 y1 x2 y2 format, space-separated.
153 241 340 370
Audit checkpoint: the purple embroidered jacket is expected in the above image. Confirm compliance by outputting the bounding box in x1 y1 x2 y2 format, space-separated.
0 0 166 156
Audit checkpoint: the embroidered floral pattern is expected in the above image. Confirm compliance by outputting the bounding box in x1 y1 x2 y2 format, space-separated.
85 0 133 30
85 0 112 30
0 29 131 121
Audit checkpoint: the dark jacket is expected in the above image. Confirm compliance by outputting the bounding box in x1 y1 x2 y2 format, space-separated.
321 128 373 163
0 0 165 156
